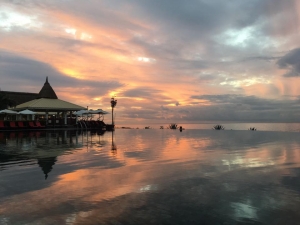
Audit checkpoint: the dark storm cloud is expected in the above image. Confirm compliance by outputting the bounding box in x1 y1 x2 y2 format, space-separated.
0 50 123 94
277 48 300 77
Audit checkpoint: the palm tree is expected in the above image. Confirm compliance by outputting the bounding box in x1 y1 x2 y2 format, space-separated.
169 123 178 129
0 92 15 110
213 124 225 130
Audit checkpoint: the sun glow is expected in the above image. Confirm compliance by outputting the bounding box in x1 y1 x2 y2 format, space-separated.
61 68 82 79
109 91 119 97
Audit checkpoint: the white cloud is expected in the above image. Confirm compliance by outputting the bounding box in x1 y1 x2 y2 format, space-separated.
0 8 42 31
220 77 271 87
137 57 156 63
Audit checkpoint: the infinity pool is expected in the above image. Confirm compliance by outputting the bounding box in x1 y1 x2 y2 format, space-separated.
1 129 300 224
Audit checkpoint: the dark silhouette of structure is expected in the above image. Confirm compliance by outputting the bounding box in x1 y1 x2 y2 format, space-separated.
0 76 57 109
110 97 117 126
38 77 58 99
37 157 57 180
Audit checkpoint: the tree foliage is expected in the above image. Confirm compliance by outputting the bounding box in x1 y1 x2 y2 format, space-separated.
169 123 178 129
213 124 225 130
0 92 15 110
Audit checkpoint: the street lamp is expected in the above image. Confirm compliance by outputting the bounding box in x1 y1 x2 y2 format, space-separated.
110 97 117 126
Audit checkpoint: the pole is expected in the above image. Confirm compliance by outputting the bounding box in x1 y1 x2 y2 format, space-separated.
110 97 117 127
112 107 114 125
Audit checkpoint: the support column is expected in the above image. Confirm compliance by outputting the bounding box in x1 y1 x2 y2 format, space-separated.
70 111 72 125
57 112 59 126
46 111 49 125
64 112 67 125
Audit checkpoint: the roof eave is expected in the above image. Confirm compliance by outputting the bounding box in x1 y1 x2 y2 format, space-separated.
15 107 86 111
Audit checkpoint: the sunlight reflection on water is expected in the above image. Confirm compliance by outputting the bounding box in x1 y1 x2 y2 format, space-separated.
1 129 300 224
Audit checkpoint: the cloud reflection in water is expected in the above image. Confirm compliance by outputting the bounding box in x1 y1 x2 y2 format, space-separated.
1 129 300 224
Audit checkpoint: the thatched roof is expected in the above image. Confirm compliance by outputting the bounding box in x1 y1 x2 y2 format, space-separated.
38 77 58 99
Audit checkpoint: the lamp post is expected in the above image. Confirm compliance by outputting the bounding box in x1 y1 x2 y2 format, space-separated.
110 97 117 126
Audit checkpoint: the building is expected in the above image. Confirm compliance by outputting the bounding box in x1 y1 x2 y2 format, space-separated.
1 77 86 127
0 77 58 107
0 91 38 107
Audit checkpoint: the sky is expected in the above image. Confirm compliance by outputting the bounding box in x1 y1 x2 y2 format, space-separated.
1 0 300 124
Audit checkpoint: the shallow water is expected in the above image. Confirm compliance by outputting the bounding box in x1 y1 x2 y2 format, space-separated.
1 129 300 224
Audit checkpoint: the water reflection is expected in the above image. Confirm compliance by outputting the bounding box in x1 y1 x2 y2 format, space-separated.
37 157 57 179
111 131 117 156
0 130 108 178
1 129 300 224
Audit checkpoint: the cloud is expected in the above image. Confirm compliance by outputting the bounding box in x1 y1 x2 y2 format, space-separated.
187 94 300 122
191 94 279 107
122 87 162 98
277 48 300 77
0 49 123 98
1 0 300 123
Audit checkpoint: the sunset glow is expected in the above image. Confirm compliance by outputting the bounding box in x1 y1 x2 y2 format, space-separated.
1 1 300 124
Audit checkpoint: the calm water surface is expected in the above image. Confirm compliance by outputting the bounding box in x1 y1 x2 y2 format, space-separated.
1 129 300 224
119 122 300 132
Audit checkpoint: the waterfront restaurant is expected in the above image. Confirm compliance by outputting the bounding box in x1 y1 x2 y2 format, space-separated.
9 77 86 127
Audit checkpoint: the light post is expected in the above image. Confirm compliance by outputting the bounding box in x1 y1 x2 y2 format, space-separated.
110 97 117 126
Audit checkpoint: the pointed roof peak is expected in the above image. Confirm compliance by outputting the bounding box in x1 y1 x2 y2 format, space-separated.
38 77 58 99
